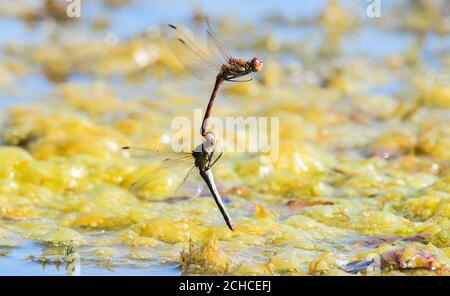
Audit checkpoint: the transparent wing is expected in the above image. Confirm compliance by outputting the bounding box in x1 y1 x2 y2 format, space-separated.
164 24 223 81
206 19 232 65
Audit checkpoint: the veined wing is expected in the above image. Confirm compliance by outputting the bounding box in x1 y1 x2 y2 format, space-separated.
121 146 201 196
164 23 223 81
206 19 232 65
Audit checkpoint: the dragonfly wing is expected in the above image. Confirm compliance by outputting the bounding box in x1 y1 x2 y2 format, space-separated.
130 158 195 192
206 19 232 65
164 24 223 81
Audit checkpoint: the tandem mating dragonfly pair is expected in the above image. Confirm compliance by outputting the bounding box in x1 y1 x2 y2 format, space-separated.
122 20 263 231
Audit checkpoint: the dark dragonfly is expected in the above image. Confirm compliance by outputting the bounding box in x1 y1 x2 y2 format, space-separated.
122 133 236 230
166 20 263 136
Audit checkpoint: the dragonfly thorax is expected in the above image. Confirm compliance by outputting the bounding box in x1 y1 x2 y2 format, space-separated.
192 149 211 171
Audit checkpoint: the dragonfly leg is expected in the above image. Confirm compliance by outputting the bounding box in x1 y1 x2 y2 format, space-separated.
206 150 214 169
209 151 223 169
174 165 196 195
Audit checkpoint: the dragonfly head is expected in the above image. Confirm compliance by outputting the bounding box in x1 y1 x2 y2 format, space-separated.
249 57 263 72
201 131 218 156
204 131 216 146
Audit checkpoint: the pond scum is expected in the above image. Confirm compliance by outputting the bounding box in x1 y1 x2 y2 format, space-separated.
0 1 449 275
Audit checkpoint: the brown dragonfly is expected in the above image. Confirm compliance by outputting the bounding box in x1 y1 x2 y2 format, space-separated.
166 20 263 136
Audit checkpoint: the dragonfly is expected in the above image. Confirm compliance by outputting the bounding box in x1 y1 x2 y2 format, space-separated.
121 133 236 231
166 20 263 137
